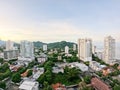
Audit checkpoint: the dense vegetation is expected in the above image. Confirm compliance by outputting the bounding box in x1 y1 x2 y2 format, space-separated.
33 41 76 49
37 65 81 86
47 41 76 49
33 41 46 48
0 58 4 64
0 63 11 81
12 72 21 83
0 81 6 89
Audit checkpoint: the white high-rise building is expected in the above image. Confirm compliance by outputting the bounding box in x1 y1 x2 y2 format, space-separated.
20 40 34 58
73 44 77 51
104 36 115 64
4 40 19 61
78 38 92 62
65 46 69 54
4 50 19 61
6 40 14 50
43 45 47 51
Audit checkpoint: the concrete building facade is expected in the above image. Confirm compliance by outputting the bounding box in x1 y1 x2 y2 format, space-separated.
78 38 92 61
20 40 34 58
104 36 115 64
65 46 69 54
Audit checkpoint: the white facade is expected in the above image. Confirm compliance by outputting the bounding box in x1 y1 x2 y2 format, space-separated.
6 40 14 50
65 46 69 54
18 57 34 62
89 61 102 71
52 67 64 73
32 68 44 80
65 54 72 57
58 56 62 60
78 38 92 62
43 45 47 51
37 57 46 63
73 44 77 51
4 50 19 61
69 62 88 72
0 52 4 58
104 36 115 64
19 80 39 90
20 41 34 58
37 53 47 63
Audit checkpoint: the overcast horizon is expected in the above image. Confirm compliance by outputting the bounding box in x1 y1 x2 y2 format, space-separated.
0 0 120 43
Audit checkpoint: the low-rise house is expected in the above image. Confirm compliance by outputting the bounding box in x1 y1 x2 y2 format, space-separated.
89 61 106 71
52 83 66 90
52 67 64 73
19 80 39 90
65 54 72 57
37 53 47 64
91 77 111 90
32 68 44 80
18 57 34 62
9 65 22 72
48 51 54 55
102 67 114 76
55 63 68 68
69 62 88 72
58 56 62 60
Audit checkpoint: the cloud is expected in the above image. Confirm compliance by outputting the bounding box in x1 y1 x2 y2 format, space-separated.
0 19 91 42
0 17 120 43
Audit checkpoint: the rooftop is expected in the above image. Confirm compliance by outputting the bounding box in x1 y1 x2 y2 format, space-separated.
19 80 38 90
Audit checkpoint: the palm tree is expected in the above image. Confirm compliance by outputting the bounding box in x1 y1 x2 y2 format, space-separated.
65 67 80 81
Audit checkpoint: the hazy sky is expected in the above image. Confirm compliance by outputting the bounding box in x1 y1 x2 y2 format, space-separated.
0 0 120 43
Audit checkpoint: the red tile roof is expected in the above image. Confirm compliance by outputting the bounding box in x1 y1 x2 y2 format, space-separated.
52 83 66 90
91 77 111 90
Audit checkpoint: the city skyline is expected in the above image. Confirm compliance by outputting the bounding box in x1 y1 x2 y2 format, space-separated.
0 0 120 43
1 1 120 89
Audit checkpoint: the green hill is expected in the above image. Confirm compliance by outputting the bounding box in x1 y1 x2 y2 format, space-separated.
33 41 45 48
33 41 76 49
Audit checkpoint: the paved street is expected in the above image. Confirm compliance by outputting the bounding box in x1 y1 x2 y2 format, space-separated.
6 83 19 90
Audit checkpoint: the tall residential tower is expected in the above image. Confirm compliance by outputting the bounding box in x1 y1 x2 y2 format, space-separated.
78 38 92 62
65 46 69 54
43 44 47 51
20 40 34 58
6 40 14 50
104 36 115 64
4 40 19 61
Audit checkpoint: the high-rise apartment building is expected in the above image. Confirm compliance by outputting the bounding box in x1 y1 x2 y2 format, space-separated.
4 50 19 61
73 44 77 51
4 40 19 61
104 36 115 64
65 46 69 54
78 38 92 61
43 45 47 51
6 40 14 50
20 40 34 58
